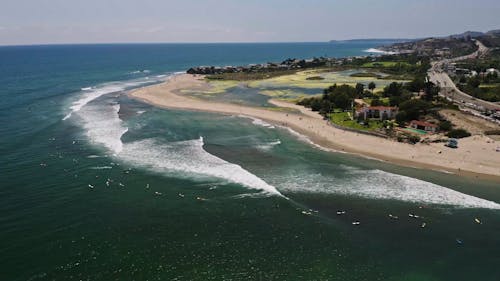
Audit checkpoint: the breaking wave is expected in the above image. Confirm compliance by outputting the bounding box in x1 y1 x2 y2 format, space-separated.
130 69 151 74
364 48 397 55
239 115 275 129
119 137 282 196
273 168 500 209
73 90 282 196
63 77 164 120
257 140 281 151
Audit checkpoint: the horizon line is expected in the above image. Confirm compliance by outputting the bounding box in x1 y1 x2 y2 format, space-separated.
0 38 418 48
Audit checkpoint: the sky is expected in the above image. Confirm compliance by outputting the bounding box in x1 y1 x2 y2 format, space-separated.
0 0 499 45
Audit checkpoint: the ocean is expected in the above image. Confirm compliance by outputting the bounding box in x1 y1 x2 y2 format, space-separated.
1 41 499 281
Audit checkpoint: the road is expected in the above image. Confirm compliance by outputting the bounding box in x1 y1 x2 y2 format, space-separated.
428 40 499 115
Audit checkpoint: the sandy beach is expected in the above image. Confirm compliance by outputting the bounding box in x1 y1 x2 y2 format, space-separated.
130 74 500 181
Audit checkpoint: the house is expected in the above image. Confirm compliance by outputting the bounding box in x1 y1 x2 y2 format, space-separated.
409 120 438 133
355 106 398 120
486 68 498 74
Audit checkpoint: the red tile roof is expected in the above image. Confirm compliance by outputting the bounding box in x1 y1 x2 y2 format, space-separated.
410 120 438 128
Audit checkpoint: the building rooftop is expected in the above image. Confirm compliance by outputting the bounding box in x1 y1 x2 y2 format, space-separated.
410 120 438 128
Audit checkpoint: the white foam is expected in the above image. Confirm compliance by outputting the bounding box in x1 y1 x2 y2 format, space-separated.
63 76 166 121
79 103 128 154
89 166 113 170
281 126 342 153
364 48 397 55
274 168 500 209
86 155 102 158
257 140 281 151
119 137 283 196
239 115 275 129
130 69 151 74
76 98 282 196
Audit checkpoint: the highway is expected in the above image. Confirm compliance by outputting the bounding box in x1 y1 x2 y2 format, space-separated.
428 40 499 113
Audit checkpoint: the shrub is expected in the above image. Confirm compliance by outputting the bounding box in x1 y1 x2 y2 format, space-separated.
438 120 453 131
371 98 384 106
395 111 408 125
485 130 500 135
446 129 471 139
408 135 421 144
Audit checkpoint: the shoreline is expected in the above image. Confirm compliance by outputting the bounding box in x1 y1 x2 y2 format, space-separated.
129 74 500 182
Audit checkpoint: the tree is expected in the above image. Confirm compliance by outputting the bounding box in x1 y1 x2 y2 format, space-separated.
399 99 431 120
319 100 334 115
405 77 425 93
446 129 471 139
423 82 440 101
333 92 351 110
355 83 365 97
467 77 481 88
438 120 452 131
395 111 408 125
389 92 412 106
310 99 322 111
383 82 404 97
297 83 357 115
368 82 376 92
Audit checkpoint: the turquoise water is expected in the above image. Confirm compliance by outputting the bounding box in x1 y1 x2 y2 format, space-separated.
403 128 429 135
1 42 499 281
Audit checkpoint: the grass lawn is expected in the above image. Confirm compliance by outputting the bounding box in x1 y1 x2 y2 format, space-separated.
329 112 384 131
479 83 500 88
362 97 390 106
361 61 411 68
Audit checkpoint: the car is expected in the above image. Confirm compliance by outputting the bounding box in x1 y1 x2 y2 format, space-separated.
445 138 458 148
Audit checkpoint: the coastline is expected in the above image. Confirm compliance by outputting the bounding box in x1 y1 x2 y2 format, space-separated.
129 74 500 182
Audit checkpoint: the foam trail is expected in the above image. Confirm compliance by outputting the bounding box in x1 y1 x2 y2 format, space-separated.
257 140 281 151
90 166 113 170
274 168 500 209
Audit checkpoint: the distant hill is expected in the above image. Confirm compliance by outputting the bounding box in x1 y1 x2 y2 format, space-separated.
448 31 485 39
486 29 500 36
446 29 500 39
331 29 500 44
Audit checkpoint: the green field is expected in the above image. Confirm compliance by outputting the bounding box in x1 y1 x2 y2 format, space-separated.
329 112 384 131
